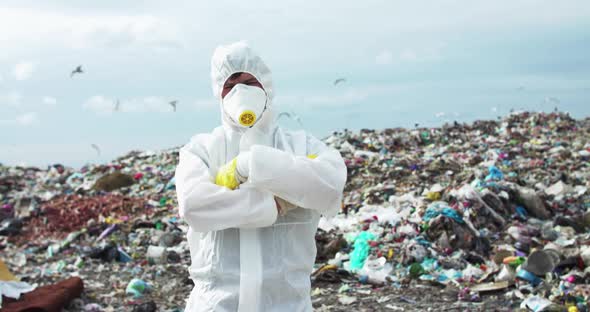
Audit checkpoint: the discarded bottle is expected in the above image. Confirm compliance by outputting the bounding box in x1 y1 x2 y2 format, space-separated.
503 256 525 267
126 279 150 298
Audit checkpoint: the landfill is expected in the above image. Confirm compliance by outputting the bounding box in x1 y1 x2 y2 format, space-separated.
1 111 589 311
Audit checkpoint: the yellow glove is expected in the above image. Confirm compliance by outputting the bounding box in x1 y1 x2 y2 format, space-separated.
215 158 240 190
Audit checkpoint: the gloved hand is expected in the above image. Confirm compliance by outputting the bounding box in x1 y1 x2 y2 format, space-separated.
215 153 250 190
215 158 240 190
275 197 298 216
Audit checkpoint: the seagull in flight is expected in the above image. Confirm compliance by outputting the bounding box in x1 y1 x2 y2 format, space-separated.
91 144 101 156
333 78 346 86
71 65 83 78
169 100 178 112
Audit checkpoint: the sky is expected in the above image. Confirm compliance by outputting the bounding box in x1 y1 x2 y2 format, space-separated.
1 0 589 168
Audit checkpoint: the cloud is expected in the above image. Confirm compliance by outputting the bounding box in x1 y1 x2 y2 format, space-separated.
0 112 38 126
125 97 175 112
435 112 446 118
399 49 419 62
0 9 184 51
13 62 35 80
70 15 184 50
15 112 38 125
376 50 394 65
84 95 181 114
83 95 114 114
43 96 57 107
0 92 22 107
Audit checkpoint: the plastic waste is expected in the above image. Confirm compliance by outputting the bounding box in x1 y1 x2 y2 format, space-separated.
485 165 504 181
503 256 525 267
495 264 516 282
517 187 550 219
408 263 424 278
348 231 376 271
126 279 150 298
422 202 464 223
520 296 553 311
493 250 514 265
545 181 573 197
1 111 589 310
0 218 22 236
522 250 560 276
146 246 166 264
516 269 542 286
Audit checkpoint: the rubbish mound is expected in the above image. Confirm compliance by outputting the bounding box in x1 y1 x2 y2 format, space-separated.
1 111 589 311
315 111 590 311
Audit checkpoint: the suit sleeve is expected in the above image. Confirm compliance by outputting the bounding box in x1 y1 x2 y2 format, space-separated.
175 140 278 232
247 134 347 217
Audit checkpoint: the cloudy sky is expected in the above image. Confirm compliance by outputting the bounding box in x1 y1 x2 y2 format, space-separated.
1 0 589 167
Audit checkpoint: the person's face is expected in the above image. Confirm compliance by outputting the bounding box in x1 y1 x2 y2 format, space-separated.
221 72 264 99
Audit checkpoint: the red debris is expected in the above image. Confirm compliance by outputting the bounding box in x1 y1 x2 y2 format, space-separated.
17 194 149 242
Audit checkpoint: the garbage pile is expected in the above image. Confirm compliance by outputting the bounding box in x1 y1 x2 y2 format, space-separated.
1 111 589 311
1 149 184 311
315 111 590 311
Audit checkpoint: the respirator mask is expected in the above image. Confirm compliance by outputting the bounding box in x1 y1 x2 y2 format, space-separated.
222 84 268 128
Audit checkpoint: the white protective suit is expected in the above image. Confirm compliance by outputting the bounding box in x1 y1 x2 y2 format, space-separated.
175 41 347 312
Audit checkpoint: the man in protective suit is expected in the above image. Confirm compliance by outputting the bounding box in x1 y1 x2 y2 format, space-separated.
175 41 347 311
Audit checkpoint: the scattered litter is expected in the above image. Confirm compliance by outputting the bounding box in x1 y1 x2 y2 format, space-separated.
1 111 589 310
338 295 357 305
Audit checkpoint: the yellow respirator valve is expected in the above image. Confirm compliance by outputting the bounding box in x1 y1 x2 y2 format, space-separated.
239 110 257 127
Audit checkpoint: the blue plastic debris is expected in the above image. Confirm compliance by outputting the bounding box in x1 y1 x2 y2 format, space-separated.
349 231 376 270
516 206 528 219
516 269 542 286
485 165 504 181
126 279 151 297
118 246 133 263
423 202 464 224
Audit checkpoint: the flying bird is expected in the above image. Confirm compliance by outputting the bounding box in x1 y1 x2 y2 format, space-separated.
277 111 303 125
169 100 177 112
114 99 120 112
91 144 101 156
71 65 83 78
333 78 346 86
